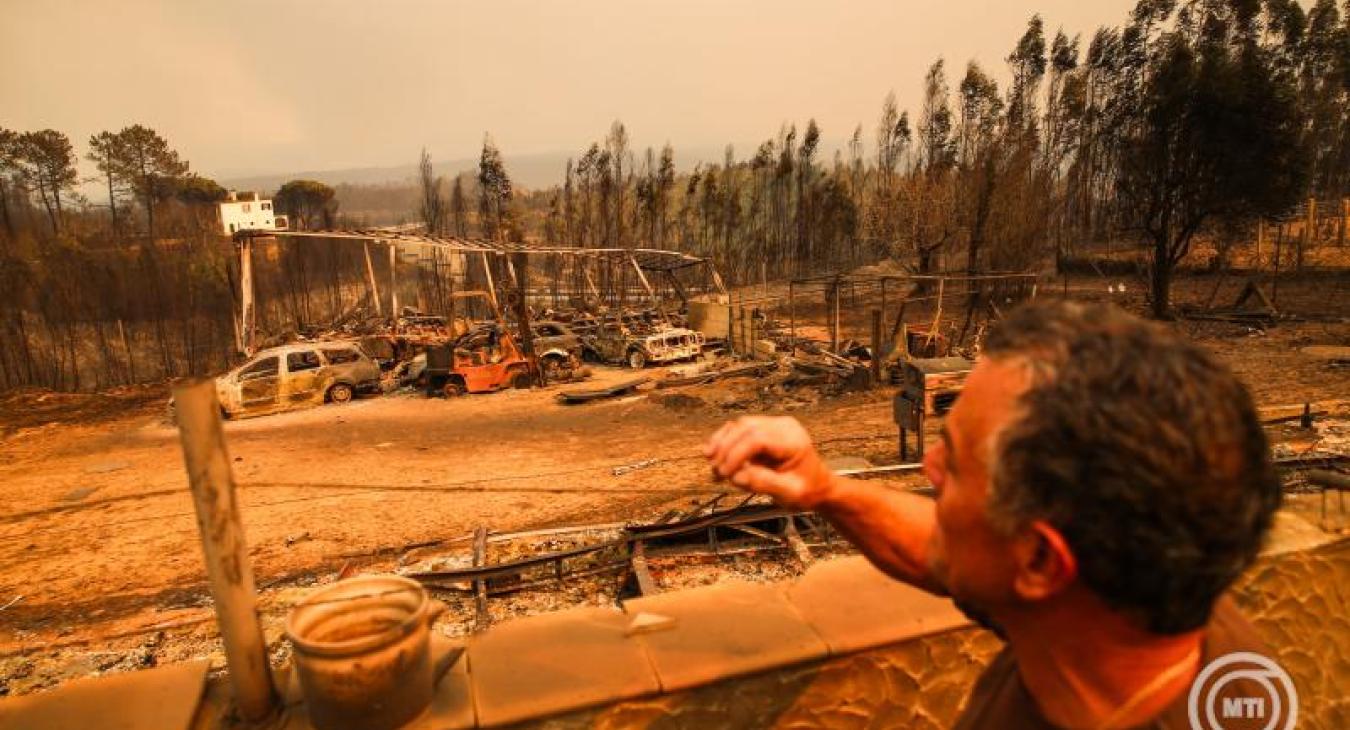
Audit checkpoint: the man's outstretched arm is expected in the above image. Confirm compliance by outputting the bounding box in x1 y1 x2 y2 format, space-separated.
704 415 946 596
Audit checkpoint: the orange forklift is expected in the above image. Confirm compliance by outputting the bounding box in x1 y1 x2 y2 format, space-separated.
424 291 538 397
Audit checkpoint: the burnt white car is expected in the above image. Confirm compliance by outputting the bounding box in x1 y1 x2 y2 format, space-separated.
588 323 706 369
208 343 381 418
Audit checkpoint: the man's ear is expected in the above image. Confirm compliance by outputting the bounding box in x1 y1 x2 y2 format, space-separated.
1011 520 1078 601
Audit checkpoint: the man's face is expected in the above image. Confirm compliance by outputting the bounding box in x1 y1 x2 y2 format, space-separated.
922 357 1030 611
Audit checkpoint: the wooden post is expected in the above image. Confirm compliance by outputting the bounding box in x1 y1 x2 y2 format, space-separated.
870 309 883 384
1299 197 1314 271
118 319 136 383
173 380 277 722
388 243 399 328
1341 198 1348 247
480 252 499 311
472 525 490 632
362 241 382 316
239 239 255 356
738 306 748 356
628 541 657 596
1273 224 1284 307
750 308 759 359
788 280 796 348
1255 220 1264 269
829 276 841 353
1308 197 1317 241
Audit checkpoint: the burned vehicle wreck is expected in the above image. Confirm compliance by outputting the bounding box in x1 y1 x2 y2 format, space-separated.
587 319 706 369
529 321 587 380
424 323 535 396
176 342 382 419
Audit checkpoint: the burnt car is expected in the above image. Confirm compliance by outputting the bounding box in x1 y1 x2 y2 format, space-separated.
184 342 381 419
530 321 586 379
588 322 706 369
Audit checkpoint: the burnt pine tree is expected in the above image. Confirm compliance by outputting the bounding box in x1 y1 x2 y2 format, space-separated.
87 131 130 234
0 128 19 239
477 135 513 241
418 148 446 235
16 130 78 234
1117 10 1306 318
450 176 468 237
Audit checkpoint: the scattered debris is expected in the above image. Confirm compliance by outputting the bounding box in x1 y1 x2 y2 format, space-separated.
1300 346 1350 365
83 462 128 475
612 458 660 476
649 392 706 412
406 499 838 608
58 487 100 503
626 612 676 635
655 362 776 389
557 377 652 404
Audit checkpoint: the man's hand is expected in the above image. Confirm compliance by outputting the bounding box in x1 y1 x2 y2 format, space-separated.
703 416 835 510
706 416 943 593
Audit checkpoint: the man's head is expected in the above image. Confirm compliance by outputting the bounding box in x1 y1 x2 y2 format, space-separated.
922 299 1280 634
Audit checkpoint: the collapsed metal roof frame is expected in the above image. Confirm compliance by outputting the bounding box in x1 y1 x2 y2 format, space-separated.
230 228 727 355
234 228 717 272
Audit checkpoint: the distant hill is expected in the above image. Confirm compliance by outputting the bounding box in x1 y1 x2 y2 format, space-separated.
217 145 737 195
220 152 558 194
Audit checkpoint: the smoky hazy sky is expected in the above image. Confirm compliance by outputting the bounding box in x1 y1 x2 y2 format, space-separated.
4 0 1139 181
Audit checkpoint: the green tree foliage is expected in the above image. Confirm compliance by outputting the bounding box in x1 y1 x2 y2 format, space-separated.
1115 1 1307 317
174 174 228 205
275 180 337 231
174 174 228 231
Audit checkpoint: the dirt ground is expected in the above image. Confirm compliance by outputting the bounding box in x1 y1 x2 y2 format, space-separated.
1 273 1348 696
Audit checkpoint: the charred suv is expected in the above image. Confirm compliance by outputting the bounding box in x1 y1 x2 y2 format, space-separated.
589 322 705 369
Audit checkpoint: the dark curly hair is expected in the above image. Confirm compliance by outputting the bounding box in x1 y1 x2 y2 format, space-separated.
982 300 1281 634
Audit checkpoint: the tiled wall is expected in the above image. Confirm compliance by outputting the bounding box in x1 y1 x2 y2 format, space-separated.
18 535 1345 729
518 538 1349 730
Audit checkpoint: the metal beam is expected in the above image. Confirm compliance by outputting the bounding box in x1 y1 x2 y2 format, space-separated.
629 541 658 597
363 241 382 316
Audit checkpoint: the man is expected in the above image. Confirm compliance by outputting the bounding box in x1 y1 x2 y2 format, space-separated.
704 300 1281 729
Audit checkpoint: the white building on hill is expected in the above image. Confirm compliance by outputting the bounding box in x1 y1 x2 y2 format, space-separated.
218 191 288 235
